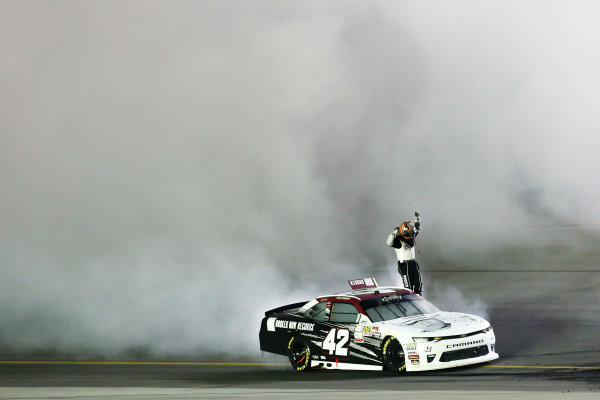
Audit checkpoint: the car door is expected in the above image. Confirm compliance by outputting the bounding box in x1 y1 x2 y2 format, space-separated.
319 302 361 362
304 300 381 367
329 302 384 367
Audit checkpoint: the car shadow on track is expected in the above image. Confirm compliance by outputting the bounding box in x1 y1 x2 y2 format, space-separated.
185 363 507 386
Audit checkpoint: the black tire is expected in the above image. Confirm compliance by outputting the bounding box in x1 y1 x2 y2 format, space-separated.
287 336 311 372
382 336 406 372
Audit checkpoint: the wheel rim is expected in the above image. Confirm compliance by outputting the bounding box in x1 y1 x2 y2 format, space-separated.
291 341 309 365
390 343 405 366
385 339 406 370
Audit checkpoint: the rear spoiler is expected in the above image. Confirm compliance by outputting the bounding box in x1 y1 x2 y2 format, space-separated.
264 301 309 317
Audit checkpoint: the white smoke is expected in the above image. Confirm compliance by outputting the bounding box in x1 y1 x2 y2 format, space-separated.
1 1 600 358
427 285 489 321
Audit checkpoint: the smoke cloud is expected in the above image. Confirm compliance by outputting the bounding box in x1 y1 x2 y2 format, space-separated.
1 1 599 358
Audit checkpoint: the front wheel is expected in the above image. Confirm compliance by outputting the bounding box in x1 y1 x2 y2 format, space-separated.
287 336 311 372
382 336 406 372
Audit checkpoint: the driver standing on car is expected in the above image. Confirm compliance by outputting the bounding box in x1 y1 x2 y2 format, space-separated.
387 211 423 295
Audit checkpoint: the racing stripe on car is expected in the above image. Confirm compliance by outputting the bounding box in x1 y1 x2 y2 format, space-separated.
347 350 380 364
348 343 379 360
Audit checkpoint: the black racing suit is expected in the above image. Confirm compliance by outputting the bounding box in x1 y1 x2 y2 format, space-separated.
397 258 422 296
387 222 423 295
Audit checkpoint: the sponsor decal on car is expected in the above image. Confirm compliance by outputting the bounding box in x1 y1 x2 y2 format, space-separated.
446 339 484 349
296 322 315 331
348 277 377 290
405 343 417 351
272 319 315 332
408 354 420 360
381 295 403 303
361 326 381 337
275 320 289 329
266 317 277 332
411 360 420 365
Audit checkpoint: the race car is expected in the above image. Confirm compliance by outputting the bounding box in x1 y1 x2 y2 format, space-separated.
259 278 498 372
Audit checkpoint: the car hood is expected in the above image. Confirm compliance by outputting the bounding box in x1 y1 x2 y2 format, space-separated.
379 311 490 336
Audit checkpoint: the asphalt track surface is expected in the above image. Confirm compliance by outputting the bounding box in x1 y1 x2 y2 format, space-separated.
1 255 600 399
0 358 599 399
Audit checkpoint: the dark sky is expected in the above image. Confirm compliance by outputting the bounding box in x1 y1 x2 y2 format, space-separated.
1 1 599 357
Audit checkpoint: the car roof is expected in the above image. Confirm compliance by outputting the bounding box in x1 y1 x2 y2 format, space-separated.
316 286 413 303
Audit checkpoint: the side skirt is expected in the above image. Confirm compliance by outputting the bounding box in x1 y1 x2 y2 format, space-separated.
310 360 383 371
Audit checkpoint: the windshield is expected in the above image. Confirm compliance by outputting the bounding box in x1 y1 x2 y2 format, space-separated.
361 294 440 322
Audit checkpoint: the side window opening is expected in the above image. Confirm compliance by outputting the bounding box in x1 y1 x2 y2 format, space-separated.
305 302 327 322
330 302 360 324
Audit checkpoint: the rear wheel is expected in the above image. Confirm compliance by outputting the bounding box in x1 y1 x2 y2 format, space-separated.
382 336 406 372
287 336 311 372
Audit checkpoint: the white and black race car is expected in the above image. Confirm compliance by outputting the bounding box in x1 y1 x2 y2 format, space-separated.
259 278 498 372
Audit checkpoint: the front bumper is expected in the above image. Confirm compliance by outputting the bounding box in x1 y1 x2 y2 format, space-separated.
404 330 498 372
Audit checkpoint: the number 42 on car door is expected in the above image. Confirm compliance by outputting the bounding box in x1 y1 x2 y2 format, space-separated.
322 328 350 357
